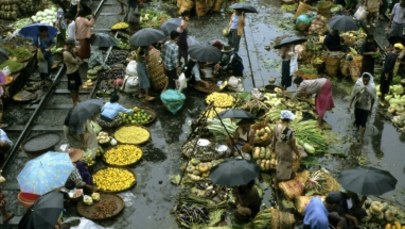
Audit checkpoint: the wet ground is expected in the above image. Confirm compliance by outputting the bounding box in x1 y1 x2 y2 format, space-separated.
1 0 405 228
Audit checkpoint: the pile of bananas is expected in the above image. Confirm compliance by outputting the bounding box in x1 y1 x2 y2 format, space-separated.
114 125 150 144
111 22 129 30
120 107 153 125
104 145 142 166
205 92 235 108
93 167 136 192
82 80 94 89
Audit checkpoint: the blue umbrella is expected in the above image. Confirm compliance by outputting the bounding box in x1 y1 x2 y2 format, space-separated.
17 151 75 195
19 23 58 40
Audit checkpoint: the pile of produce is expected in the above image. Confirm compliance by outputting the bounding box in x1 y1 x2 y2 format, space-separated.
114 125 150 144
0 44 35 63
340 30 367 46
111 22 129 30
303 169 340 195
119 106 154 125
202 107 225 119
96 80 115 97
362 200 405 226
252 123 273 146
252 146 277 171
292 120 328 154
90 199 119 219
82 80 94 89
182 139 228 161
31 7 58 25
0 60 24 74
379 84 405 115
205 92 235 108
104 145 142 166
184 159 215 181
206 118 238 141
93 167 136 192
140 9 170 29
96 131 111 145
0 0 38 19
117 38 131 50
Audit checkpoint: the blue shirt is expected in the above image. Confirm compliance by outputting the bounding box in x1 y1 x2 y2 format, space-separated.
303 197 329 229
100 102 133 119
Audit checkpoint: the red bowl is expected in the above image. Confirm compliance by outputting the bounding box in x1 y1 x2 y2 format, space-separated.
19 192 40 201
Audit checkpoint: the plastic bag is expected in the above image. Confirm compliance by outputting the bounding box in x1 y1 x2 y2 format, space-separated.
38 59 48 74
160 89 186 114
354 5 367 21
175 72 187 91
37 49 44 61
2 66 10 76
121 74 139 93
126 60 138 76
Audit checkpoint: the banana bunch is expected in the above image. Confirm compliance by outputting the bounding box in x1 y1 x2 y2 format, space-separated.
253 126 272 144
104 145 142 166
96 131 110 144
82 80 94 89
205 92 235 108
93 167 136 192
252 147 277 171
114 126 150 144
111 22 129 30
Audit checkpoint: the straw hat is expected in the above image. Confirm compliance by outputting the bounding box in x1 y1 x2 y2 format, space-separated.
394 43 404 50
68 148 83 162
221 45 234 53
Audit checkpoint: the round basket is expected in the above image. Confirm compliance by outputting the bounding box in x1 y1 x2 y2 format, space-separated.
194 81 219 94
114 125 151 145
76 193 125 220
93 167 137 193
102 145 143 167
294 1 313 18
134 107 157 125
0 75 15 87
22 132 61 155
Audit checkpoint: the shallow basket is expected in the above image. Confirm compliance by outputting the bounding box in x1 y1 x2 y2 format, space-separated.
93 167 137 193
76 193 125 220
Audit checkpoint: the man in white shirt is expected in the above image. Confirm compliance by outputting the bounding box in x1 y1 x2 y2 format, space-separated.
390 0 405 37
66 17 77 43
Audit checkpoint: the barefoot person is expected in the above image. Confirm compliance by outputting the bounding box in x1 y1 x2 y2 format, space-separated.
63 38 83 106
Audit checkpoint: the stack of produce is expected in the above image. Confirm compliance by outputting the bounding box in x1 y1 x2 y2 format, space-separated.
139 9 170 29
378 84 405 115
177 0 224 16
30 7 57 25
251 123 272 146
96 131 111 145
292 120 328 154
0 0 39 20
206 118 238 141
119 106 154 125
205 92 236 108
181 138 228 161
308 14 327 35
295 64 318 80
93 167 136 192
82 80 94 89
252 146 277 171
184 158 216 181
104 144 142 166
362 200 405 226
114 125 150 145
340 30 367 47
304 169 340 195
111 22 129 30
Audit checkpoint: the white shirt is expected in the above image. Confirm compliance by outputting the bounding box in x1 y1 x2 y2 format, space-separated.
392 3 405 24
66 21 76 41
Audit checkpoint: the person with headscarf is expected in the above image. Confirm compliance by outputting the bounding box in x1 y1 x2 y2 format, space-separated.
303 197 329 229
348 72 376 144
279 44 297 90
380 43 403 101
226 9 245 53
294 76 335 128
270 110 300 183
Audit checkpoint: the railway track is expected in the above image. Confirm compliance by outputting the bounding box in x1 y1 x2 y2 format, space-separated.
1 0 126 224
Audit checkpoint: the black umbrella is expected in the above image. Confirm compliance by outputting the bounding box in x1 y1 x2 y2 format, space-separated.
160 18 181 36
229 3 258 13
274 36 307 49
209 158 260 187
68 99 104 134
130 28 166 47
18 191 64 229
0 48 9 65
327 15 359 32
218 109 255 119
338 166 397 196
188 44 222 63
91 33 119 48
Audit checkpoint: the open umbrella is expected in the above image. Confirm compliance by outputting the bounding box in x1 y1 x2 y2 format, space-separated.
17 152 75 195
274 36 307 49
18 191 64 229
218 109 255 119
338 166 397 195
209 158 260 187
229 2 258 13
327 15 359 32
130 28 166 47
160 18 181 35
0 48 9 65
91 33 119 48
19 23 58 40
68 99 104 134
188 44 222 63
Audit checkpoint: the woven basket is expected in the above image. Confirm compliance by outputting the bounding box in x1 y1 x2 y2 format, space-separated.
317 1 332 18
340 60 351 78
295 196 326 215
294 1 313 18
212 0 224 12
324 55 341 77
147 48 168 92
270 209 295 229
195 0 209 17
179 0 194 14
278 178 305 199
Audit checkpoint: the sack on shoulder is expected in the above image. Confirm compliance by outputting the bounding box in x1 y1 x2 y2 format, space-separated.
37 49 44 61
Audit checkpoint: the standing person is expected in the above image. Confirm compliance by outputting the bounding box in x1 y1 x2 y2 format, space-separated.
279 44 297 90
294 76 335 128
232 180 262 222
117 0 128 15
380 43 402 100
34 26 55 80
136 46 155 101
75 10 95 60
270 110 300 184
177 11 190 65
63 38 83 106
226 9 245 53
55 0 67 46
365 0 382 27
161 31 180 89
303 197 330 229
323 29 346 52
348 72 376 144
66 16 76 42
360 34 379 75
389 0 405 37
126 0 140 34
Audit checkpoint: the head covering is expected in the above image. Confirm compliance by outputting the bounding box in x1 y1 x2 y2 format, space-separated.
394 43 404 50
351 72 377 101
68 148 83 162
325 191 343 204
221 45 234 53
280 110 295 120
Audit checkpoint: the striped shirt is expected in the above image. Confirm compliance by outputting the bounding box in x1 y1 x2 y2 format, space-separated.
161 40 179 71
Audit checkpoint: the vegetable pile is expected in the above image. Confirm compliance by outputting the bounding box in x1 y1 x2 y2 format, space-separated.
114 125 150 145
119 106 154 125
140 9 170 29
93 167 136 192
104 145 142 166
31 8 58 25
205 92 235 108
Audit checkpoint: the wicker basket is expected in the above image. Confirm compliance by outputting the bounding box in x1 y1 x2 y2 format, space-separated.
270 208 296 229
147 48 168 92
212 0 224 12
251 122 272 147
278 179 305 199
195 0 209 17
294 1 313 18
324 54 343 77
179 0 194 14
317 1 332 18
